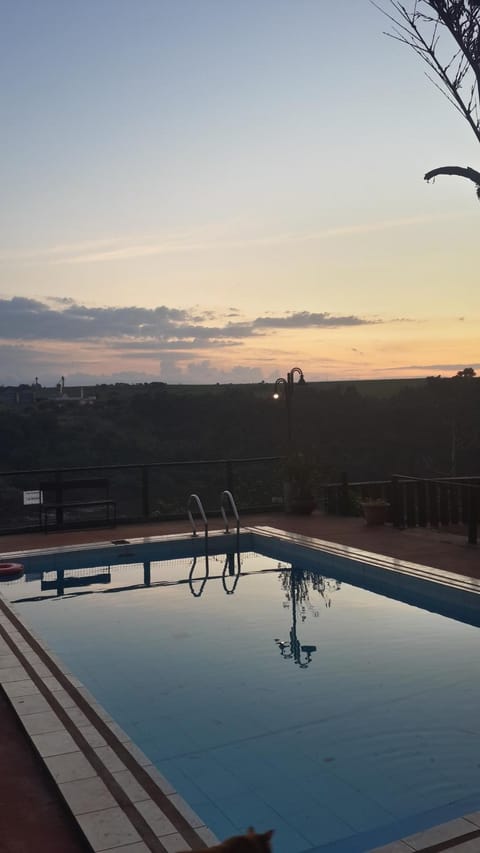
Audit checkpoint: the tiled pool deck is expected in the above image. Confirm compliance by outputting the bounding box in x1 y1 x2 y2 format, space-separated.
1 511 480 853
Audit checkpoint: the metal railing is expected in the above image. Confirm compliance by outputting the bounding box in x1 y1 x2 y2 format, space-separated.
391 474 480 545
220 490 240 534
323 472 480 545
0 456 283 535
187 494 208 538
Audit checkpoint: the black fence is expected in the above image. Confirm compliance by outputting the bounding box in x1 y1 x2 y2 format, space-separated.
2 460 479 546
391 474 480 545
0 456 284 535
323 473 480 545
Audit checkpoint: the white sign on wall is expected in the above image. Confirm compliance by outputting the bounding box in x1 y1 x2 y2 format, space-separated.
23 490 43 506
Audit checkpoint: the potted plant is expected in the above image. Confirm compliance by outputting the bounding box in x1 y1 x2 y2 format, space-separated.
360 497 390 526
283 452 316 515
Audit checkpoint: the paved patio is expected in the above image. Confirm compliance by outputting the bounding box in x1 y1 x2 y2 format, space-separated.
0 512 479 852
1 511 477 579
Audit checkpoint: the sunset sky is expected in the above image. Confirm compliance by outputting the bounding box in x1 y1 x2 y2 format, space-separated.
1 0 479 385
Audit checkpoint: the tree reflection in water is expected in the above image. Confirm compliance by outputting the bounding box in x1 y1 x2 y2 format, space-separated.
274 567 341 669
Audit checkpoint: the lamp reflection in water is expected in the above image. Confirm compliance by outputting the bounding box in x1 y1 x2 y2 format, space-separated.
273 366 306 452
274 567 341 669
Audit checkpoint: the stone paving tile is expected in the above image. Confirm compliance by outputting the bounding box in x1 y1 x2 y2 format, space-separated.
123 741 152 767
94 745 127 774
27 661 54 678
0 653 19 669
64 705 92 728
32 728 79 758
44 751 97 784
79 724 107 749
2 678 40 698
143 764 176 795
135 799 177 837
403 817 476 850
59 776 118 815
42 675 63 691
112 769 150 803
161 831 191 852
76 806 142 851
52 688 79 709
0 665 29 683
464 812 480 827
195 826 219 846
369 842 415 852
106 720 131 743
11 691 51 715
104 845 151 853
448 839 480 852
21 709 65 735
168 793 204 829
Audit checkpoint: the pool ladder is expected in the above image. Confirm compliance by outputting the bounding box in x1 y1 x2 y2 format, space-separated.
187 493 208 539
187 490 240 539
187 491 241 597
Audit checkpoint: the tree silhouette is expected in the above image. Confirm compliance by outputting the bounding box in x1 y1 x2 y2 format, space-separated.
455 366 477 377
376 1 480 198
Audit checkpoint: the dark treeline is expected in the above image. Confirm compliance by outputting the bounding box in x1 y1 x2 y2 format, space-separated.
0 376 479 481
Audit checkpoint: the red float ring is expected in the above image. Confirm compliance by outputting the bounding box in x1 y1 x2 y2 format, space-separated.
0 562 24 579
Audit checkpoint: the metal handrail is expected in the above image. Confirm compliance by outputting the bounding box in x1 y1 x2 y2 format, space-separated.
187 494 208 538
188 556 209 597
220 490 240 536
222 551 241 595
0 455 283 477
392 473 480 489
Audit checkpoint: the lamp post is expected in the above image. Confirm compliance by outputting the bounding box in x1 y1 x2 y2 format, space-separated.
274 567 317 669
273 366 306 452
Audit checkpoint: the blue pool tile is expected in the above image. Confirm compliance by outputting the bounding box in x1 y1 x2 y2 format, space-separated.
187 800 239 840
212 749 279 790
154 762 211 807
172 755 249 800
212 794 311 853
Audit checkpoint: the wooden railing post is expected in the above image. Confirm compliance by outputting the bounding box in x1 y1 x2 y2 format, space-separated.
141 466 150 520
340 472 349 516
226 460 234 494
54 470 63 528
417 480 427 527
391 475 402 528
428 481 439 529
439 483 449 527
468 488 478 545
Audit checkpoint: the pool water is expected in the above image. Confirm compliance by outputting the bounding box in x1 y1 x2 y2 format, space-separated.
4 548 480 853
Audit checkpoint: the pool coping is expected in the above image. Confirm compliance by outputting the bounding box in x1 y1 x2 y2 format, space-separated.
2 527 480 853
5 524 480 598
0 592 219 852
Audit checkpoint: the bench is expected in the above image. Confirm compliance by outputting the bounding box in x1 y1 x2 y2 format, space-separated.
39 478 116 532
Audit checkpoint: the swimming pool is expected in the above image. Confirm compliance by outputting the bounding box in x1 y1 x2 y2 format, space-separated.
3 528 480 853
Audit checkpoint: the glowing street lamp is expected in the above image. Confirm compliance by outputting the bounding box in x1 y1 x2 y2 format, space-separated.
273 366 306 451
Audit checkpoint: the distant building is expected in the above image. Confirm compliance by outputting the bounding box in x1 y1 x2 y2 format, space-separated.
51 377 96 405
0 376 96 407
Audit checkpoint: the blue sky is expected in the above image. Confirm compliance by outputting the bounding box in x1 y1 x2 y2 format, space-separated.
1 0 479 385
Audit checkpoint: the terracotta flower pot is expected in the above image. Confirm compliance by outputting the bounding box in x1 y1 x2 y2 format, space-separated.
361 501 389 526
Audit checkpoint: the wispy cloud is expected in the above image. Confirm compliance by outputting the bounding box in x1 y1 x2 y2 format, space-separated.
381 362 480 373
0 212 465 266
